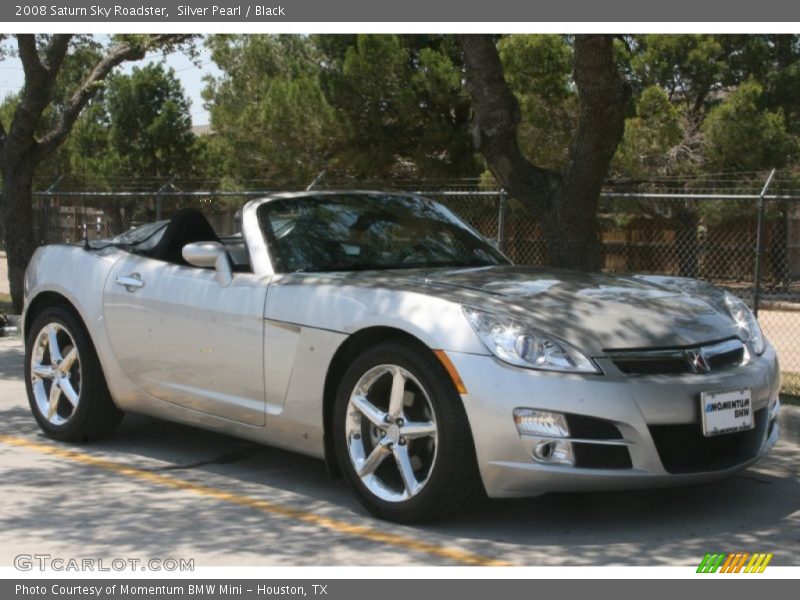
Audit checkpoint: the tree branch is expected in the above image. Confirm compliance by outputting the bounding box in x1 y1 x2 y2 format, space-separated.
558 35 631 201
16 34 46 82
42 35 71 75
36 34 190 159
7 35 71 163
457 35 557 211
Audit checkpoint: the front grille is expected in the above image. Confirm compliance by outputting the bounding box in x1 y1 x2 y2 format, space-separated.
648 408 766 474
609 338 745 376
612 356 691 375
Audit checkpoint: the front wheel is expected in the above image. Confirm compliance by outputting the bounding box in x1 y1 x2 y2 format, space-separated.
333 340 483 522
25 306 123 442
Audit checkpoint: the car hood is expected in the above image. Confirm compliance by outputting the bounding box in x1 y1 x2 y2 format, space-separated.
399 266 743 355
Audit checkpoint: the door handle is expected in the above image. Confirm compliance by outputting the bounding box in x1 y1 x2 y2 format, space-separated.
115 273 144 291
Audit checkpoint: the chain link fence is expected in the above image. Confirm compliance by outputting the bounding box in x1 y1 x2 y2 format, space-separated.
2 173 799 394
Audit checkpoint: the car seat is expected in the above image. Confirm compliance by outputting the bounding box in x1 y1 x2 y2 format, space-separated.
147 208 221 266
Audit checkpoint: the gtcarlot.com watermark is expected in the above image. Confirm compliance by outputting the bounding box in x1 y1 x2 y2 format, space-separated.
14 553 195 572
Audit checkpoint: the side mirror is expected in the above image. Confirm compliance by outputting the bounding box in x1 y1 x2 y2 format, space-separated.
182 241 233 287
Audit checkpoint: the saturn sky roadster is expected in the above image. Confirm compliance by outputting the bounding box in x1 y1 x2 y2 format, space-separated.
22 191 781 521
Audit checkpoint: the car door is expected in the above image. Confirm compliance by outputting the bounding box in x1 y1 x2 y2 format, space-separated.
103 252 269 426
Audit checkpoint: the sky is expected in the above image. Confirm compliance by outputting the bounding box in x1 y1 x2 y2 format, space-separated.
0 37 221 126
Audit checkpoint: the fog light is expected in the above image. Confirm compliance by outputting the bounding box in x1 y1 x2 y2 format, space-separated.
533 440 575 465
513 408 570 438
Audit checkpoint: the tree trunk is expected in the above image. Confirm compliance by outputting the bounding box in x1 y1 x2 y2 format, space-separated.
544 185 604 271
458 35 629 272
1 161 36 313
675 204 699 278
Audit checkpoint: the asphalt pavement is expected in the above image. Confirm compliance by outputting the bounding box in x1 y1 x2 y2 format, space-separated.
0 336 798 567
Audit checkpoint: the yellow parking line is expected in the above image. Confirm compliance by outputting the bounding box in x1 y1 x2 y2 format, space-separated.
0 434 510 567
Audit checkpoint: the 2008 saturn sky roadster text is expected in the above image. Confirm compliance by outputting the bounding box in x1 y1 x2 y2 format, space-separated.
21 191 781 522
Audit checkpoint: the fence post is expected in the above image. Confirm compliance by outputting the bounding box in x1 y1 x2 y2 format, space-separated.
155 176 177 221
497 192 508 253
306 169 327 191
43 175 63 245
753 168 776 316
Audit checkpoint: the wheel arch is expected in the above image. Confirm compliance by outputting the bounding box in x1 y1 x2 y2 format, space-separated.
23 289 114 400
322 326 445 478
24 289 125 440
24 290 88 341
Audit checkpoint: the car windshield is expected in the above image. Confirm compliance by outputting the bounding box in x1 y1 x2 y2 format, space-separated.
258 193 510 273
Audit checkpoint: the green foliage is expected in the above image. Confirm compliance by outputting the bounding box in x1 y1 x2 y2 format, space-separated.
5 33 800 200
609 36 800 195
204 35 339 186
498 35 576 171
614 85 684 178
318 34 479 178
204 34 479 183
105 63 196 179
499 34 573 100
628 35 727 110
65 103 115 184
249 75 337 182
703 79 796 172
0 35 197 190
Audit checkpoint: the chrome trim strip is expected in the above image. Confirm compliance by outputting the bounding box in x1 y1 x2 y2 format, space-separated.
696 338 746 358
520 433 634 446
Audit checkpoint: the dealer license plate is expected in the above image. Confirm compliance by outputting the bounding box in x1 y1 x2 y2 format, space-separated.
701 388 754 437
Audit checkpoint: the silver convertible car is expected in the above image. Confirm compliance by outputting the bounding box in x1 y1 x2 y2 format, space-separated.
23 191 781 522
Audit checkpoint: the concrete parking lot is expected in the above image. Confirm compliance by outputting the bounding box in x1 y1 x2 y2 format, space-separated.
0 336 798 567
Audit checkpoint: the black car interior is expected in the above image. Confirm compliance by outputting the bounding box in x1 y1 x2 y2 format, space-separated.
141 208 252 272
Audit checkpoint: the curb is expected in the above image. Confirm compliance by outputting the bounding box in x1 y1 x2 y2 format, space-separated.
779 403 800 444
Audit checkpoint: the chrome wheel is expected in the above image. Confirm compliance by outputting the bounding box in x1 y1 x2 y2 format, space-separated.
30 323 81 426
345 365 438 503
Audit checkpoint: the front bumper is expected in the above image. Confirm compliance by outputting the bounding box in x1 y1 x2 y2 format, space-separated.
451 344 781 498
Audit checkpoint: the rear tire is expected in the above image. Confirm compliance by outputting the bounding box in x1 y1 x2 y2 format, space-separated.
333 339 483 522
25 306 123 442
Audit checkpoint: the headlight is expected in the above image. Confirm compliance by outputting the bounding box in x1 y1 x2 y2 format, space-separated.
724 291 765 355
462 307 600 373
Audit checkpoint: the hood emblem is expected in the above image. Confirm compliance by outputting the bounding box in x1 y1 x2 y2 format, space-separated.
688 349 711 374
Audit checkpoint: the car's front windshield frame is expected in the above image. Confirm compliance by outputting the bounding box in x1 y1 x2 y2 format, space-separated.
256 192 510 274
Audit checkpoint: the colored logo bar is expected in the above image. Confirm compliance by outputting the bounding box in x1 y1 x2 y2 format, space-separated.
697 552 773 573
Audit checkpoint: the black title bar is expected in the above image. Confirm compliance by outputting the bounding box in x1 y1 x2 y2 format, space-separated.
4 0 800 22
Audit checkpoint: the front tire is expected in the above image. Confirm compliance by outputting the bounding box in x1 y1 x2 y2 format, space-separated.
333 340 482 522
25 306 123 442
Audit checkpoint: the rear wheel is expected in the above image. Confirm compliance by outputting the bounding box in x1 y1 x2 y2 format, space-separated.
333 340 482 522
25 306 123 442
